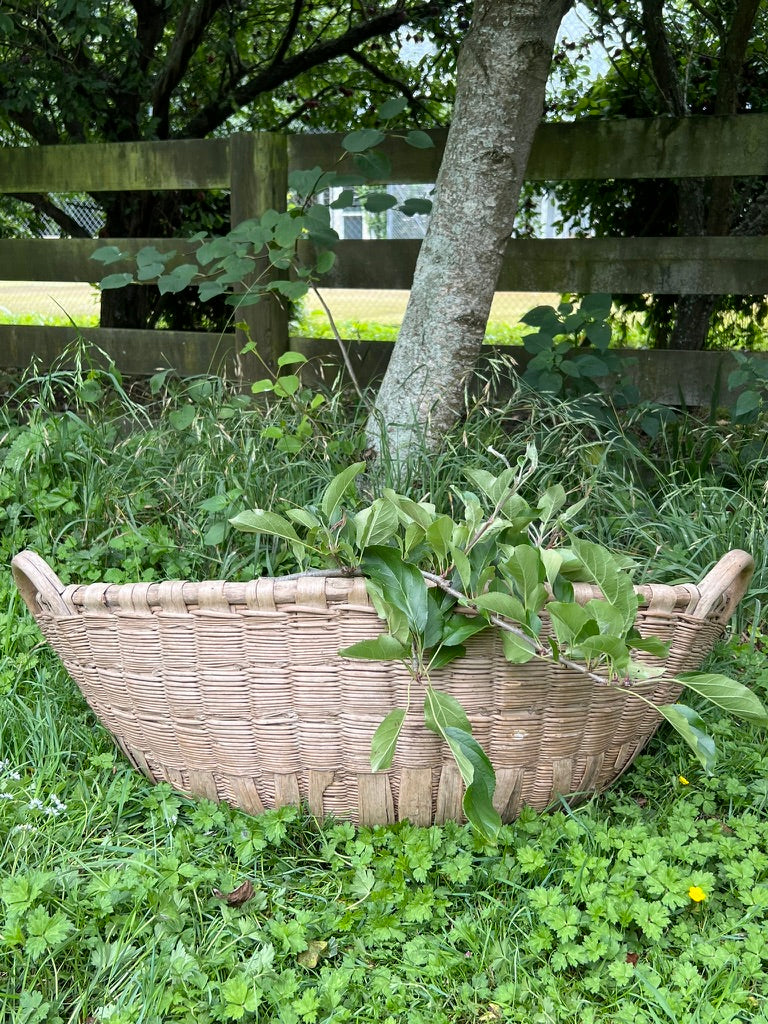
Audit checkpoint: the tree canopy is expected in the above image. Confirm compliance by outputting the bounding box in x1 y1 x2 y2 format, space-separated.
539 0 767 349
0 0 464 327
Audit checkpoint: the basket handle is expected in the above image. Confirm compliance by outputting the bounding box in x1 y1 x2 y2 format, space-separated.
11 550 73 617
695 549 754 625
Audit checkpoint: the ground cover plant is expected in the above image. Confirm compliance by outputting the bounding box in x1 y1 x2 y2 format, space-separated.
1 347 768 1022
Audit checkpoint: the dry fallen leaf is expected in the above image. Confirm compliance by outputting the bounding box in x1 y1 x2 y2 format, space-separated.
297 939 328 968
212 879 255 906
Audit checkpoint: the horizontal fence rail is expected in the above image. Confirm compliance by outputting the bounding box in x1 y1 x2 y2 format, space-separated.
1 114 767 401
3 114 768 192
3 236 766 294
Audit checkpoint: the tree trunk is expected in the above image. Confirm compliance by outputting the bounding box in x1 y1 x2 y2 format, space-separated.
367 0 572 464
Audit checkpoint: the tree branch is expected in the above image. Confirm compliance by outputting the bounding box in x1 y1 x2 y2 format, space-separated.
269 0 307 69
348 47 434 121
707 0 760 234
151 0 225 137
640 0 687 116
179 0 453 138
6 194 91 238
130 0 170 74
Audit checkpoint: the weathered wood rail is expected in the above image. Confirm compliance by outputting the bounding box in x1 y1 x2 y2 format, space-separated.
1 113 767 401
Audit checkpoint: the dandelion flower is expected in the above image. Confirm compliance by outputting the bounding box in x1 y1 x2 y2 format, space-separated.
688 886 707 902
678 776 689 785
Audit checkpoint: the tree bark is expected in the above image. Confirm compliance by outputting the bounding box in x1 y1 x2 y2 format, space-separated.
368 0 572 463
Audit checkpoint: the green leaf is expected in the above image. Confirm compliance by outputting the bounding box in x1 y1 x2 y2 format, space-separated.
445 727 500 841
203 521 227 546
100 272 134 290
277 351 308 367
272 375 300 397
472 591 527 625
423 686 472 735
362 192 398 213
520 305 562 333
428 645 466 670
657 704 716 773
330 189 356 209
288 166 329 197
585 321 612 350
382 490 436 529
378 97 408 119
530 370 563 393
135 262 165 281
364 579 410 646
579 293 613 318
158 264 198 294
342 129 386 153
315 250 336 274
423 690 499 839
450 545 472 593
734 390 761 420
353 149 392 180
501 630 537 664
363 547 429 635
91 245 125 265
574 354 610 379
370 708 406 771
353 498 400 549
25 907 74 961
426 515 454 561
285 507 321 531
677 673 768 724
540 549 563 589
402 521 426 557
441 614 489 647
400 197 433 216
584 598 630 637
546 601 597 645
576 635 630 668
321 462 366 522
340 635 410 661
274 215 304 248
629 634 670 658
503 545 547 613
136 244 172 268
405 129 435 149
198 280 229 301
268 280 310 300
229 509 301 544
169 405 196 430
569 537 638 632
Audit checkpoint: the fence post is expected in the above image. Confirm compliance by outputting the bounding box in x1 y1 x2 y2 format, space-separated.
229 132 289 377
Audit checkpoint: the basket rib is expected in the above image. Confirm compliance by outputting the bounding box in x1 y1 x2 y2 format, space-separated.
10 548 753 825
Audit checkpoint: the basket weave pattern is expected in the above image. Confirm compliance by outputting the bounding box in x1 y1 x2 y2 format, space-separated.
12 550 753 825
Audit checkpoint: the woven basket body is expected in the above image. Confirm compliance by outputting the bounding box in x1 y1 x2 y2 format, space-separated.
12 549 753 825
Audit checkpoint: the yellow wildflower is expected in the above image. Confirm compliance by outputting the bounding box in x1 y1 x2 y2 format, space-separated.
678 775 689 785
688 886 707 903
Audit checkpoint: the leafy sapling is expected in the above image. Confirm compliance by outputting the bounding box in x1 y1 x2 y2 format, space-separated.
90 96 434 402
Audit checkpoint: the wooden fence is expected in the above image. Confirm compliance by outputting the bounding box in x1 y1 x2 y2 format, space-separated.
1 114 767 403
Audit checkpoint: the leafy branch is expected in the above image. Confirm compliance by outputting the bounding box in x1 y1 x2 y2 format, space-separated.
229 458 768 840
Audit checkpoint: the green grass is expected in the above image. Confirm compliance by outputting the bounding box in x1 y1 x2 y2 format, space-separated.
1 344 768 1022
0 310 100 328
293 310 532 345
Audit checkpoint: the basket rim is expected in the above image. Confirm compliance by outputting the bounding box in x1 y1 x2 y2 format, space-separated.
12 547 755 628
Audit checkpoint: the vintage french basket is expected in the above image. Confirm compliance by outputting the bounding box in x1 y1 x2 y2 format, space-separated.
12 548 753 826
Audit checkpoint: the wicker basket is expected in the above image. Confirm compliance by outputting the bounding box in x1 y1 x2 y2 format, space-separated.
12 548 753 826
